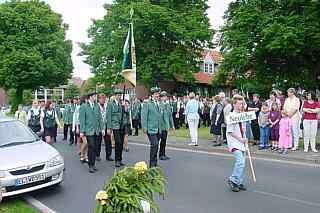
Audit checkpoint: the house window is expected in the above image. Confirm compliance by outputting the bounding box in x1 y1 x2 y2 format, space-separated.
204 63 209 73
209 64 213 74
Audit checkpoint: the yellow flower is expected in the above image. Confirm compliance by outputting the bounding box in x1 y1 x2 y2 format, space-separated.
100 200 107 206
134 161 148 174
96 190 108 201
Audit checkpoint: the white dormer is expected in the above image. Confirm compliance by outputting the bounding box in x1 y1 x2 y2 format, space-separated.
203 51 215 74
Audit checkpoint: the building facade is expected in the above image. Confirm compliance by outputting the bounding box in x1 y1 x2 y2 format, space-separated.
136 49 225 99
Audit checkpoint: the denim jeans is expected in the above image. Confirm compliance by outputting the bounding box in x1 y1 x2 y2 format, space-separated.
229 150 245 185
259 126 270 147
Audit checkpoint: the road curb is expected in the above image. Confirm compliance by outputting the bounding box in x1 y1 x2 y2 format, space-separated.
23 195 58 213
129 138 320 165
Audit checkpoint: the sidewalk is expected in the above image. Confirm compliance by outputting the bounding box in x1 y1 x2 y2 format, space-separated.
129 134 320 165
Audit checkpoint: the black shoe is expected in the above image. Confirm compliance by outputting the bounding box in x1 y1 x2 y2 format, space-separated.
213 143 222 147
227 180 240 192
93 166 98 171
80 159 85 164
258 147 264 150
115 161 121 167
96 157 101 162
89 167 95 173
238 184 247 191
106 157 114 161
119 162 125 166
159 156 166 160
164 155 170 160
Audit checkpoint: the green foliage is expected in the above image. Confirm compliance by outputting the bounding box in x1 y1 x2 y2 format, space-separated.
8 89 33 111
218 0 320 90
64 84 80 100
94 163 166 213
0 0 73 110
81 0 214 87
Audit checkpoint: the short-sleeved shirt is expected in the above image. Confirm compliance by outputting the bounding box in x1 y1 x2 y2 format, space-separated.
303 101 319 120
283 96 301 122
227 120 246 152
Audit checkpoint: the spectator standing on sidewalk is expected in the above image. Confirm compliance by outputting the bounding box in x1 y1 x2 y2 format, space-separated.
258 102 270 150
211 95 224 146
278 110 292 154
283 88 301 151
302 92 319 152
249 94 262 145
222 98 232 144
268 103 281 151
185 92 200 146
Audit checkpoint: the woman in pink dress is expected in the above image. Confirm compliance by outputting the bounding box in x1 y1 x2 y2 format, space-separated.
278 110 293 154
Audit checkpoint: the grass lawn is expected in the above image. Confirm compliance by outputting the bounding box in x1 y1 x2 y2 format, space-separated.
169 127 212 140
0 199 39 213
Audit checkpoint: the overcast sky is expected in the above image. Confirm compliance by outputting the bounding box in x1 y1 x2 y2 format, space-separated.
44 0 234 80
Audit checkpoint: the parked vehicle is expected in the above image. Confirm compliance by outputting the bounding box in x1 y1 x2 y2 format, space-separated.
0 115 64 198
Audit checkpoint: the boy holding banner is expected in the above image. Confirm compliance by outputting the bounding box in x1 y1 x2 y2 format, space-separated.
227 95 248 192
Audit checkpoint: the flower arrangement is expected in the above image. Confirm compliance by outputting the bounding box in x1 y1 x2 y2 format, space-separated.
94 161 167 213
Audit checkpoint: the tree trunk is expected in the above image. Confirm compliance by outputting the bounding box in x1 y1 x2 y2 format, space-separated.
12 88 23 113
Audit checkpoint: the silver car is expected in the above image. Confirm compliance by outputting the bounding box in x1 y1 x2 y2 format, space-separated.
0 116 64 198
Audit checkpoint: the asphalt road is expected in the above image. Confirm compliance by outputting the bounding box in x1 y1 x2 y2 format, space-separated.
30 136 320 213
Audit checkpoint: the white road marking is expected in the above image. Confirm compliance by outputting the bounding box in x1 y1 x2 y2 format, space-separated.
252 190 320 208
130 142 320 168
24 195 58 213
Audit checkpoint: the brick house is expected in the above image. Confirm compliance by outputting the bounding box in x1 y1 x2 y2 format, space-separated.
136 49 224 99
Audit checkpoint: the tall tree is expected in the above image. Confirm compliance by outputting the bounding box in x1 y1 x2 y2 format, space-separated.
216 0 320 92
64 84 80 100
81 0 214 88
0 0 73 110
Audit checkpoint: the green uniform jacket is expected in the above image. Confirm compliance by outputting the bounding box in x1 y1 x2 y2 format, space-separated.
106 100 123 130
160 102 174 131
141 100 161 134
131 102 141 120
171 101 178 113
63 104 74 125
79 102 104 136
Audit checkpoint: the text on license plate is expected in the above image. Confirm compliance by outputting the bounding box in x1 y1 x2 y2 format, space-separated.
15 174 46 186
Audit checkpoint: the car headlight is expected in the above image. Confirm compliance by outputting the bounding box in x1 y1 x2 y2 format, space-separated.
48 155 64 167
0 171 5 178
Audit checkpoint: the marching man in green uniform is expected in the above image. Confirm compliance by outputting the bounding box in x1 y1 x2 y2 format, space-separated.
141 87 162 167
159 91 175 160
106 88 126 168
79 91 104 173
131 98 141 136
63 99 75 144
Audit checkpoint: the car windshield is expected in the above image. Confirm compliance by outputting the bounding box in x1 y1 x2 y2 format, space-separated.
0 120 37 147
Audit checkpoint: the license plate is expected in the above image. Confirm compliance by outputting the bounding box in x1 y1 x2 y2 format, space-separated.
15 174 46 186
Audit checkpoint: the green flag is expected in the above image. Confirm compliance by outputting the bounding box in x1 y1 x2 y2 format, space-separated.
121 11 136 87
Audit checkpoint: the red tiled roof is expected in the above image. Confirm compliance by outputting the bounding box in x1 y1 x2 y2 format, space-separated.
193 72 213 84
202 49 222 63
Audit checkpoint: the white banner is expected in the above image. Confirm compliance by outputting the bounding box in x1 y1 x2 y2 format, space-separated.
226 111 256 124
